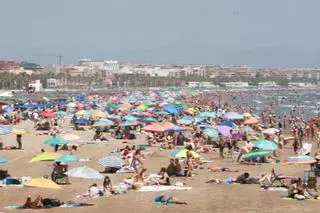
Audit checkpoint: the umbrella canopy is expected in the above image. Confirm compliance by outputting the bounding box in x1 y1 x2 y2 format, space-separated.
143 122 174 132
241 151 271 160
163 105 180 115
24 178 61 189
223 112 243 120
61 133 80 141
253 140 278 151
283 156 317 165
156 111 170 115
55 111 67 117
93 119 114 127
11 128 29 135
44 136 69 146
30 152 62 163
170 149 200 158
65 166 104 179
90 110 107 120
0 156 8 164
40 111 55 118
220 121 237 128
123 115 138 121
244 117 259 125
75 118 89 125
138 117 158 123
0 125 12 135
199 112 216 118
203 128 219 140
120 120 140 127
55 154 79 163
262 128 280 135
216 125 233 137
98 156 124 168
164 125 185 132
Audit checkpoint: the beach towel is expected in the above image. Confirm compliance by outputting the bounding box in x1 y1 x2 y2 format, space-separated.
153 196 174 205
4 205 23 209
262 187 288 192
138 185 192 192
60 202 94 208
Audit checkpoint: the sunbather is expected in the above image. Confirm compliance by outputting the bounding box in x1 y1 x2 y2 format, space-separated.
23 195 42 209
208 166 239 172
155 195 187 205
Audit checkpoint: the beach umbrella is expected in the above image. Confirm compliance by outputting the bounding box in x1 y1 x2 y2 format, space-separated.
0 125 12 135
253 140 278 151
44 136 69 146
40 111 55 118
164 125 185 132
216 125 233 137
163 105 180 115
30 152 62 163
283 156 317 165
93 119 114 127
243 126 255 134
75 118 89 125
244 117 259 125
242 113 251 118
220 121 237 128
0 156 8 164
65 166 104 179
123 115 138 121
55 111 67 117
67 103 77 108
170 149 200 158
90 110 107 120
98 156 124 168
120 120 140 127
262 128 280 135
55 154 79 163
156 111 170 115
223 112 243 120
24 178 61 189
177 118 193 125
11 128 29 135
203 128 219 140
138 117 158 123
241 151 271 160
199 112 216 118
61 133 80 141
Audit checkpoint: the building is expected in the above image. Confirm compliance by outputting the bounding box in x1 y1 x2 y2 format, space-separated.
188 82 218 88
47 79 60 88
220 82 249 87
28 80 42 92
258 81 278 88
78 59 120 76
0 60 19 71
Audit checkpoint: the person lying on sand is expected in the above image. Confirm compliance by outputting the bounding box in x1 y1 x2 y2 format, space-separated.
206 172 262 184
155 195 187 205
23 195 42 209
208 166 239 172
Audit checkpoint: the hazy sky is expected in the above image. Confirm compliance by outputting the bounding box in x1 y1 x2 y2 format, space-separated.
1 0 320 67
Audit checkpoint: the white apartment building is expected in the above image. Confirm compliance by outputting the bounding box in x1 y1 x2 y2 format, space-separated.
78 59 120 76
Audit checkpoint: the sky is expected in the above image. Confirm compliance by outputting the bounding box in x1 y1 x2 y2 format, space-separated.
1 0 320 68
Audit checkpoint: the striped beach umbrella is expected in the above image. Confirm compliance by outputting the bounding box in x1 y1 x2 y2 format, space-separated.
98 156 124 168
0 125 12 135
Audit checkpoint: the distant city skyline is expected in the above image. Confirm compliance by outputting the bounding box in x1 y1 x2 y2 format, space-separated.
1 0 320 68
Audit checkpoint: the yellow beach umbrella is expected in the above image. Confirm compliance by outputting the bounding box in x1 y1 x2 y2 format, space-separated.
12 128 29 135
90 110 107 120
24 178 61 189
30 152 62 163
173 149 200 158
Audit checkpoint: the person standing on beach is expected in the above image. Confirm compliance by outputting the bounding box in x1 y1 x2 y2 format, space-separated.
16 134 22 149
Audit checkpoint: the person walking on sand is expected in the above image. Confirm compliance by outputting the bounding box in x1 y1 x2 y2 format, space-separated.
16 134 22 149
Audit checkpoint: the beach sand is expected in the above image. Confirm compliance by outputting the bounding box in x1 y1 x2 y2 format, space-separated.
0 121 319 213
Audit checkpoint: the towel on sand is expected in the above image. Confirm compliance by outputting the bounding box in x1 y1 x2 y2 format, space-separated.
138 185 192 192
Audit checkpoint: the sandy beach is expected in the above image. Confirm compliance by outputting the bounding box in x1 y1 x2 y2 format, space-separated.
0 119 319 213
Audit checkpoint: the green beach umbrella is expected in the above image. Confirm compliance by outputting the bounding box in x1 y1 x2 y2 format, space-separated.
44 136 69 146
241 151 271 160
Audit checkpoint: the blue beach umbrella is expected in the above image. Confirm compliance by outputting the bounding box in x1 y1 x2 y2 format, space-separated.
253 140 278 151
0 157 8 164
44 136 69 146
55 154 79 163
